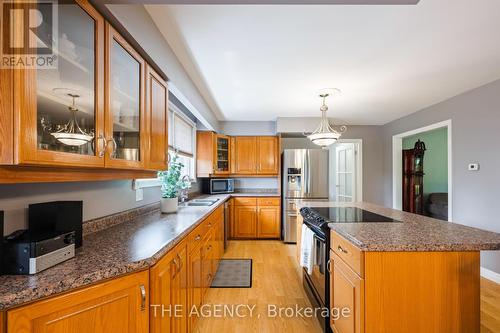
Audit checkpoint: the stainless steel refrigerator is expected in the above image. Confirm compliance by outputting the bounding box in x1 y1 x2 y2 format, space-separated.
282 149 329 243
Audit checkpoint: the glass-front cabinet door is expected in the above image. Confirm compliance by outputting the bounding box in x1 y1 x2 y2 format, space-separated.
105 25 146 169
16 0 105 167
214 135 230 174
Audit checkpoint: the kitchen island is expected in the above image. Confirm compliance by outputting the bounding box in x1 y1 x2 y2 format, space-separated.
298 201 500 333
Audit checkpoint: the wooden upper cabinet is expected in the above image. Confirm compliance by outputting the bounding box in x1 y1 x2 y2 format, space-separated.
146 66 168 171
196 131 215 177
0 0 168 182
196 134 279 177
257 136 279 175
214 134 230 174
7 270 149 333
233 136 257 174
12 0 106 168
196 131 230 177
105 24 147 170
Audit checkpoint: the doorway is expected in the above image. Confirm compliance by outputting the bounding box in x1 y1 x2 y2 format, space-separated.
392 120 452 221
328 140 363 202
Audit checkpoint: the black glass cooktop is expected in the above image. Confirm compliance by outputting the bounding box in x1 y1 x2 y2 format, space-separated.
310 207 401 223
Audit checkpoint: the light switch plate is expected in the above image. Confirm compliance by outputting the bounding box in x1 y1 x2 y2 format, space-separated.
136 188 144 201
468 163 480 171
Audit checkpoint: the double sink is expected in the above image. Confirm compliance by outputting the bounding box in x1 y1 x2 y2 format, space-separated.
183 198 220 207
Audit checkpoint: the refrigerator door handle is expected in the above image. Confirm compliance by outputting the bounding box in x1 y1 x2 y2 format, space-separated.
304 150 311 196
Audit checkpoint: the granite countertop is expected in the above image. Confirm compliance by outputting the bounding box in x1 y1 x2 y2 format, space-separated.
0 192 281 311
298 201 500 252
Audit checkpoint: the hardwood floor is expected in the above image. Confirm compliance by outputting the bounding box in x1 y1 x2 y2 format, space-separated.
194 240 322 333
481 277 500 333
195 240 500 333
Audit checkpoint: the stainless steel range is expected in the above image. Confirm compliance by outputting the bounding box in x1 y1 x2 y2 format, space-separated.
282 149 329 243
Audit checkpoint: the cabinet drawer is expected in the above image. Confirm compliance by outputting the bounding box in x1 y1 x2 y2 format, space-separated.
189 221 207 245
257 197 280 206
203 214 216 235
330 231 364 277
233 197 257 206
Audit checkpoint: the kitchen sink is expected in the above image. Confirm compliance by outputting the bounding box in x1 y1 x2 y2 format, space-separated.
184 198 220 206
185 202 214 206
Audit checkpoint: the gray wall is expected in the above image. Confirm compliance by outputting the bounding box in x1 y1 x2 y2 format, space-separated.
381 79 500 274
0 181 160 234
280 125 385 205
220 121 277 136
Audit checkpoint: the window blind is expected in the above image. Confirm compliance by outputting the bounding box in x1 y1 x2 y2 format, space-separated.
170 110 194 157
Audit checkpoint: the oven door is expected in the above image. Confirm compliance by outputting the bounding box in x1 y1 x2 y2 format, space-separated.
309 233 327 304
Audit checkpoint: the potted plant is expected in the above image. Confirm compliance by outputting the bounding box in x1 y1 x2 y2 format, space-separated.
158 153 190 213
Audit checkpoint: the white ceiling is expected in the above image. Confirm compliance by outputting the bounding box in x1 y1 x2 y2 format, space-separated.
146 1 500 124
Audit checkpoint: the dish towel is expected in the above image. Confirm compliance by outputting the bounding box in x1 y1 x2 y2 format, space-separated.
300 224 315 275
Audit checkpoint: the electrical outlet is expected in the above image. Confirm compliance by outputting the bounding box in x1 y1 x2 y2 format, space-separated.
468 163 480 171
136 188 144 201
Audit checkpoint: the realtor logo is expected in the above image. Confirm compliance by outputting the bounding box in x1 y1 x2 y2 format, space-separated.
1 0 58 69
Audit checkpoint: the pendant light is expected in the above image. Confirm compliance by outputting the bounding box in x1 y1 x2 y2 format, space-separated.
41 94 94 147
306 90 346 147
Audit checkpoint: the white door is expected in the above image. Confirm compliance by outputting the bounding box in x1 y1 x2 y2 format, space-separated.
336 144 356 202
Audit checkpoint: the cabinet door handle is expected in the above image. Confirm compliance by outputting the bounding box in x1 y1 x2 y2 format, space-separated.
195 235 201 241
208 223 212 227
97 135 107 158
140 284 146 311
172 257 179 276
327 259 332 273
337 245 348 254
176 254 182 271
107 138 117 158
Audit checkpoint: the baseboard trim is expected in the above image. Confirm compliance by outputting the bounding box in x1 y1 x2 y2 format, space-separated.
481 266 500 284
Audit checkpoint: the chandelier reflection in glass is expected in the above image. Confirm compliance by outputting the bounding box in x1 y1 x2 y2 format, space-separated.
306 90 347 147
41 94 94 147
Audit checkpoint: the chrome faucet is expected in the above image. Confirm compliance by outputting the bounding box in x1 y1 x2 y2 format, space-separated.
179 175 191 203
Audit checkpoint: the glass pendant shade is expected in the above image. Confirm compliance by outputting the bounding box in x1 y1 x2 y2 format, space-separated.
306 92 346 147
41 94 94 147
51 132 93 146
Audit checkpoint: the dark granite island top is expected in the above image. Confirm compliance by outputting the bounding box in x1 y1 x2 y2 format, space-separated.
0 192 279 311
298 201 500 252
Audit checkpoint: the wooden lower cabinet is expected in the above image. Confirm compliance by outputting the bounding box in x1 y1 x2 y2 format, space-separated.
233 206 258 238
329 231 481 333
232 197 280 239
7 270 149 333
330 251 364 333
4 204 226 333
202 233 215 294
150 240 188 333
257 206 280 238
188 240 204 331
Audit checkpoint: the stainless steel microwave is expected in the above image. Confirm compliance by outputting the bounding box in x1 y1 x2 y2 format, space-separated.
202 179 235 194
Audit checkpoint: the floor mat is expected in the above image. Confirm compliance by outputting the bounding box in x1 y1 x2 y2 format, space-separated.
211 259 252 288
